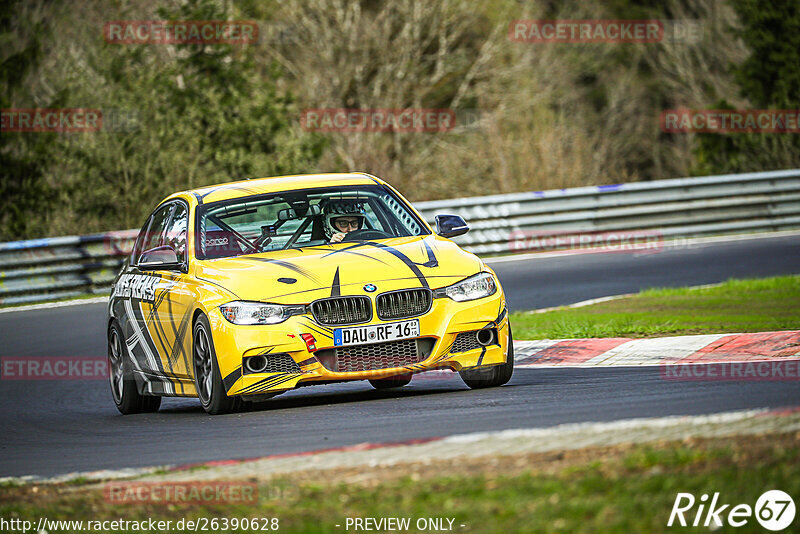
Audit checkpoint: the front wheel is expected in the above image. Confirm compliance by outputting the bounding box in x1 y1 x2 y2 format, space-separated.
108 320 161 414
459 327 515 389
193 314 243 415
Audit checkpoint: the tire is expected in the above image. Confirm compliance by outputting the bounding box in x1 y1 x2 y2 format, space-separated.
369 373 412 389
108 320 161 414
459 327 515 389
193 313 243 415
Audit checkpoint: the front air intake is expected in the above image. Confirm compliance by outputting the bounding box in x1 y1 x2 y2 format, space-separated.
376 289 432 320
310 296 372 325
315 338 436 373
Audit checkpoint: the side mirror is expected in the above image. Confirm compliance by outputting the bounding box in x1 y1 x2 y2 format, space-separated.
139 245 182 271
435 214 469 238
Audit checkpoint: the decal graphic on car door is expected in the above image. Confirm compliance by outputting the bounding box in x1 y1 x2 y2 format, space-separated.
123 203 173 388
144 201 196 387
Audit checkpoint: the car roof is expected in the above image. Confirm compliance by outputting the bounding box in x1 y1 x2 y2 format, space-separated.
172 173 384 205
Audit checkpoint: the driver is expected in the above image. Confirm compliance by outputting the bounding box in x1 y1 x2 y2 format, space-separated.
323 200 367 243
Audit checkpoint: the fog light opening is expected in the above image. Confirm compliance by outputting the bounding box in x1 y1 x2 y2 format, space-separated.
476 328 495 346
245 355 268 373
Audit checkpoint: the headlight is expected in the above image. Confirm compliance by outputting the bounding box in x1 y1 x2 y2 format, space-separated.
219 301 304 325
436 272 496 302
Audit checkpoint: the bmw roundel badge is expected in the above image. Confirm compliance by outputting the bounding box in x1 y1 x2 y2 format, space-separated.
363 284 377 293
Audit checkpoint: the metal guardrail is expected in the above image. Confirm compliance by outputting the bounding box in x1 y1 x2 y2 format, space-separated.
1 169 799 305
415 168 800 255
0 231 138 305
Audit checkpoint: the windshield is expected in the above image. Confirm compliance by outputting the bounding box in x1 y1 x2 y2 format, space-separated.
195 185 428 259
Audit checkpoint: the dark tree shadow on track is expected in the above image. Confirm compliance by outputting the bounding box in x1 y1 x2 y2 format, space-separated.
152 372 539 416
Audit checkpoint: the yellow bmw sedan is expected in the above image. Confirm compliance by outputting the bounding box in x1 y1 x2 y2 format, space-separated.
107 173 513 414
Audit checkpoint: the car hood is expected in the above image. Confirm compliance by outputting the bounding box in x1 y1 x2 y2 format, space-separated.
195 235 483 303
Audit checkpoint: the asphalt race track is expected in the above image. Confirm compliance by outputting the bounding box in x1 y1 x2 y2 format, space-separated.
1 234 799 478
490 233 800 310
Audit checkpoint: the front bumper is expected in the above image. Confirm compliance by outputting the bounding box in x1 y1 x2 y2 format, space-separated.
209 290 510 397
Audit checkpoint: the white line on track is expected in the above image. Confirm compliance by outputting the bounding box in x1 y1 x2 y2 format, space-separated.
0 296 108 314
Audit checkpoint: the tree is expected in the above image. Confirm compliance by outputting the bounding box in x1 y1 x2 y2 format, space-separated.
694 0 800 175
0 0 58 239
1 0 325 239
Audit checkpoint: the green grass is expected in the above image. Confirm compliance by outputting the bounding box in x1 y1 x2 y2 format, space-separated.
510 275 800 339
1 434 796 533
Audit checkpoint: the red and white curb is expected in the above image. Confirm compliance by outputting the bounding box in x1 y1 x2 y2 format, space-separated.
513 331 800 368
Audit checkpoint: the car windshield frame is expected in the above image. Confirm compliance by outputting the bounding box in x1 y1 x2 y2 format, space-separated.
193 184 430 260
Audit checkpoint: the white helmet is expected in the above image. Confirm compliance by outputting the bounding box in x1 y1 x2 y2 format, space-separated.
323 199 367 239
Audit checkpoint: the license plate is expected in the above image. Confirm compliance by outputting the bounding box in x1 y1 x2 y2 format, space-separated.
334 319 420 347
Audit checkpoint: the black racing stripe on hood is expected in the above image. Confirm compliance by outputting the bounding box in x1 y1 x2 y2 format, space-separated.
361 241 429 288
248 257 323 285
322 242 370 257
422 240 438 268
330 267 341 297
338 250 392 265
320 243 392 265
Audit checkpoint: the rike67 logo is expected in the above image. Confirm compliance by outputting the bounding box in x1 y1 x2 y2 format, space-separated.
668 490 795 530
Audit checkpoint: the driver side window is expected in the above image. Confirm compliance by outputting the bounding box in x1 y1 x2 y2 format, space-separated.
163 202 188 264
136 204 173 265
